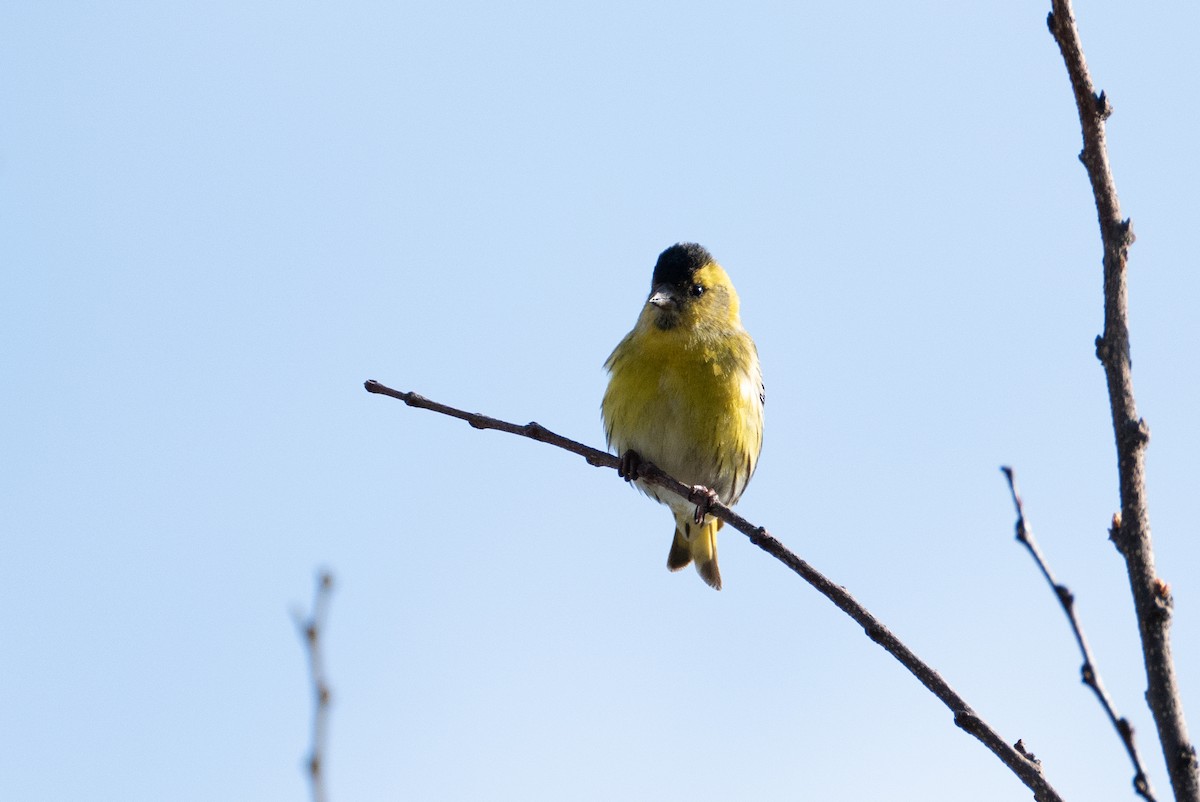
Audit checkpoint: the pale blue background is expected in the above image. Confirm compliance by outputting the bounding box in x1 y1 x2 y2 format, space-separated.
3 2 1198 800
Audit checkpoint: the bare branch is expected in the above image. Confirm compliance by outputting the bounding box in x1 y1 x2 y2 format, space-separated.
293 570 335 802
365 379 1064 802
1002 467 1156 800
1047 3 1198 799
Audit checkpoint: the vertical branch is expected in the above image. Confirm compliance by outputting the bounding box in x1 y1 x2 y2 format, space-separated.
1047 3 1198 800
294 570 335 802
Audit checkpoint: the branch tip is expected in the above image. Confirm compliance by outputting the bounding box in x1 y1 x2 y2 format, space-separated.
1001 464 1157 798
295 570 335 802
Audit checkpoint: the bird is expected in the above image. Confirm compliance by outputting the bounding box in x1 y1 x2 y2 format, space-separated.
601 243 764 590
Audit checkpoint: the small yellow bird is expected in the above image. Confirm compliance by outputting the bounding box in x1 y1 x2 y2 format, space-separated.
602 243 764 590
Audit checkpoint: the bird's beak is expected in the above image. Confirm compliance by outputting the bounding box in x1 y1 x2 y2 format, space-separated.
648 285 680 311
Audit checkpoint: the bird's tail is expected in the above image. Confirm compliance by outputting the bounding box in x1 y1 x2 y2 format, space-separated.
667 514 722 591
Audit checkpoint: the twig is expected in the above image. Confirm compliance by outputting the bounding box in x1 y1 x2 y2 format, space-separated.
365 379 1064 802
293 570 335 802
1002 467 1155 800
1047 3 1199 800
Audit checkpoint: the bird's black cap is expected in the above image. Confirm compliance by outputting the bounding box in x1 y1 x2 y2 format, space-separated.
652 242 714 288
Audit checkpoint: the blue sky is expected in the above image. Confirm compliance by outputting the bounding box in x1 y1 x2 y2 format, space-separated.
3 2 1198 800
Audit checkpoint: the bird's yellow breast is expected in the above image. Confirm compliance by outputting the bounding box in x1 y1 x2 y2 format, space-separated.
602 320 763 507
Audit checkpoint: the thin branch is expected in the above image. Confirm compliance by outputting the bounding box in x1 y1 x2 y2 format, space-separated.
1002 466 1156 801
293 570 335 802
365 379 1064 802
1047 3 1198 800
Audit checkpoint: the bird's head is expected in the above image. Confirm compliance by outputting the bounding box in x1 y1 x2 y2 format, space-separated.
642 243 741 333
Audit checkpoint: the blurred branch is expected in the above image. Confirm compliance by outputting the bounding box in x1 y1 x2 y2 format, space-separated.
1047 3 1198 800
293 570 335 802
1002 467 1155 800
365 379 1064 802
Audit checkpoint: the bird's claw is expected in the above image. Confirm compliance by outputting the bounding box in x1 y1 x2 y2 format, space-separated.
690 485 720 525
618 450 643 482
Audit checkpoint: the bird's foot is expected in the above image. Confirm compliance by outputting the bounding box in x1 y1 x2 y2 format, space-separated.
690 485 720 525
617 450 643 482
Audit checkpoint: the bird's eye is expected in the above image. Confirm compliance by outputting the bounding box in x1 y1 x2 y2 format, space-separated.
690 284 705 297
